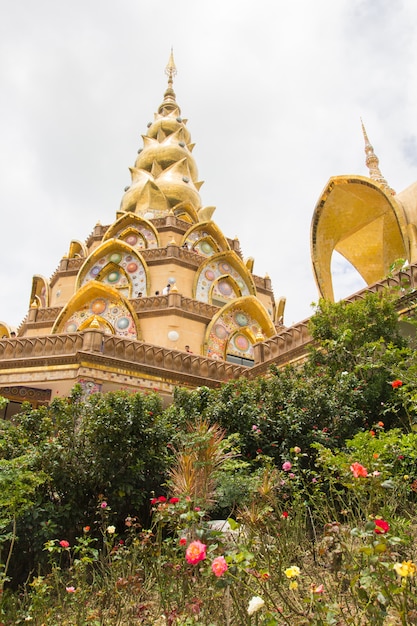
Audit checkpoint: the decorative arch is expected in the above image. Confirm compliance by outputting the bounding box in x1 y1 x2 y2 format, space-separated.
311 175 408 300
30 275 49 309
52 282 140 340
209 274 242 307
103 214 159 250
204 296 276 362
68 240 88 259
77 240 150 298
172 200 199 224
183 221 230 257
194 252 256 304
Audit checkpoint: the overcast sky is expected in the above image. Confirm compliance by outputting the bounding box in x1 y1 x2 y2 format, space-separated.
1 0 417 329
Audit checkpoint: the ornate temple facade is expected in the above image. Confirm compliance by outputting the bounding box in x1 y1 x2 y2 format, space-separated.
0 54 287 412
2 55 417 415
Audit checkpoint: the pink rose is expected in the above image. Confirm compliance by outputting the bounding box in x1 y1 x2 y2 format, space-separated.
211 556 228 577
185 540 207 565
350 462 368 478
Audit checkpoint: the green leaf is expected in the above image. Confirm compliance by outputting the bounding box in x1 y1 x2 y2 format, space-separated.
227 517 240 531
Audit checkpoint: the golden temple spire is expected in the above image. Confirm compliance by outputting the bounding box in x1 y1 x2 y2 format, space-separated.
165 48 177 86
159 49 179 115
361 118 395 195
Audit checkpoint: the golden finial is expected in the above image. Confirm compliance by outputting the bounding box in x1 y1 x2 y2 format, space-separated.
165 48 177 87
159 48 179 115
361 119 395 195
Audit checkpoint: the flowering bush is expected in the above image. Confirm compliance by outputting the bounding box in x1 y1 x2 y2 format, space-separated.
2 293 417 622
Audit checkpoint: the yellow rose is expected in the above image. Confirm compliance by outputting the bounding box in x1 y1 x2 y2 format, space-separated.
284 565 301 578
394 561 416 577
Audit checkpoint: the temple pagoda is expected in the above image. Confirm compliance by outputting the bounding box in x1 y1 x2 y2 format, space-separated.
3 56 417 416
0 53 286 411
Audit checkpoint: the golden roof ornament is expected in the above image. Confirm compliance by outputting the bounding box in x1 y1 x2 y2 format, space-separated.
361 119 395 196
255 329 264 342
159 49 179 115
89 316 101 329
165 48 177 86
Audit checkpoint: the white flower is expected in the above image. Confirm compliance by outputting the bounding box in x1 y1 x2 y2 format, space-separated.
106 525 116 534
247 595 265 616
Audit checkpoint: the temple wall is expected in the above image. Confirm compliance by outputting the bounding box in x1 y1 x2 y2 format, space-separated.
139 313 203 354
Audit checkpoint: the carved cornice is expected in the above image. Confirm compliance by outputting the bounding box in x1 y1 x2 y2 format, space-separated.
252 274 274 295
20 296 219 329
0 330 246 387
50 258 83 287
151 215 192 232
131 293 219 321
0 333 85 369
81 348 243 387
30 307 63 323
84 223 109 247
140 245 204 268
247 320 313 377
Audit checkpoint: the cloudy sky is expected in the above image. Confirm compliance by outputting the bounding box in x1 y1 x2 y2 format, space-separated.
1 0 417 329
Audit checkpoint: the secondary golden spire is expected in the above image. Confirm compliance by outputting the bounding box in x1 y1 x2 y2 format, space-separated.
361 119 395 196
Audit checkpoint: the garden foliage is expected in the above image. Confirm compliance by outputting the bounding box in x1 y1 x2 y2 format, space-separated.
1 291 417 623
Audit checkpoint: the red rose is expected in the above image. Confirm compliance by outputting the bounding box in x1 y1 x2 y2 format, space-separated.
391 380 403 388
374 519 390 534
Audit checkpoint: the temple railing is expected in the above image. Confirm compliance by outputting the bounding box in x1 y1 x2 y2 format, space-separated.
0 331 246 385
248 263 417 377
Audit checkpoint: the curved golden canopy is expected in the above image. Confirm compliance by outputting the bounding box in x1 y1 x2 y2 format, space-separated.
311 175 409 300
